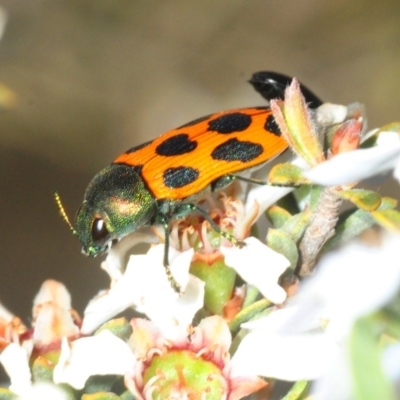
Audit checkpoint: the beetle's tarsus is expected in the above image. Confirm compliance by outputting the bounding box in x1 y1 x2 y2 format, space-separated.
164 263 182 294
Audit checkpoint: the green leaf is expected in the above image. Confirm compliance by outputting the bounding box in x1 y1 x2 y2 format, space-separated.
266 205 292 229
120 391 135 400
371 209 400 231
31 356 55 382
84 375 120 395
294 185 324 212
95 317 132 341
0 388 18 400
242 284 261 308
378 305 400 340
277 192 301 215
323 197 399 252
376 122 400 135
190 258 236 316
268 163 311 186
361 122 400 149
280 211 311 243
339 189 381 211
349 317 396 400
230 305 276 354
380 196 398 210
228 299 272 335
322 208 375 252
82 393 121 400
281 380 310 400
308 185 324 211
267 228 299 270
277 79 325 165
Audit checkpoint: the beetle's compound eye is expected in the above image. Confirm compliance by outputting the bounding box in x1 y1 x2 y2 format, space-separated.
91 218 109 242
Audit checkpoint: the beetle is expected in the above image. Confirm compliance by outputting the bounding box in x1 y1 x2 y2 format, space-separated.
55 71 322 291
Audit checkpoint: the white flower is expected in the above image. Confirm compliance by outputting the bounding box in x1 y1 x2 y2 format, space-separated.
81 244 204 339
230 233 400 399
18 383 69 400
53 330 135 390
316 103 349 126
0 341 68 399
31 280 80 346
304 130 400 186
220 236 290 304
0 342 33 396
100 228 159 284
125 315 267 400
231 326 338 381
383 343 400 386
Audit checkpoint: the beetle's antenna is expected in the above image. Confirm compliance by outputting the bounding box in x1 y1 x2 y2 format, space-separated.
53 191 78 236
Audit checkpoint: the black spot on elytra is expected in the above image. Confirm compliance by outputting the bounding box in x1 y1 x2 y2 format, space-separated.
264 114 281 136
211 138 263 162
178 114 212 128
125 139 154 154
208 112 252 134
163 166 199 188
156 134 198 156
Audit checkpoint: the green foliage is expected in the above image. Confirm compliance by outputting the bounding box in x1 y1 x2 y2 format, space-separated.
349 317 396 400
339 188 382 211
95 318 132 341
0 388 18 400
268 163 311 186
267 229 298 270
281 381 310 400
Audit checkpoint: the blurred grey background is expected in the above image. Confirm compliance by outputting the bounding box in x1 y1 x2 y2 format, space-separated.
0 0 399 321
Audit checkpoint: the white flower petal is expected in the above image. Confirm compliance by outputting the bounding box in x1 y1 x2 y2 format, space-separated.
245 184 294 220
310 345 352 400
316 103 348 126
33 280 72 314
232 233 400 390
82 245 200 334
231 330 338 381
383 343 400 381
376 130 400 146
393 159 400 183
0 343 32 395
194 315 232 357
103 228 159 283
304 141 400 186
18 382 69 400
33 302 79 346
241 305 322 334
296 233 400 338
53 331 135 390
221 237 289 304
144 275 205 340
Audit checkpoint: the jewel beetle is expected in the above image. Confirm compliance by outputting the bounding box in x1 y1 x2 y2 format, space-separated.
55 71 322 291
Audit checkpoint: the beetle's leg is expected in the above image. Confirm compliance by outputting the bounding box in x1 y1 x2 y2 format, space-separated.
212 174 270 189
212 173 296 191
159 215 182 294
185 203 246 248
229 174 299 188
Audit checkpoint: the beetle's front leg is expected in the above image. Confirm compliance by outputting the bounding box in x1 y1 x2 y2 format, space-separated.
157 213 182 294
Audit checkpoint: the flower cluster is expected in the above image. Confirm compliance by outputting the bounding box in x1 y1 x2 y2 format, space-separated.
2 79 400 400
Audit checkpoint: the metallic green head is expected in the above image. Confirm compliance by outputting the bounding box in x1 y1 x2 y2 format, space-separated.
76 164 156 257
